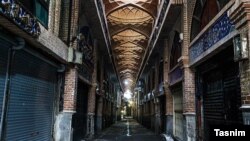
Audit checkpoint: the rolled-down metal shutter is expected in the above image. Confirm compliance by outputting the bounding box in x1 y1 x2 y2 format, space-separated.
6 49 57 141
173 86 183 141
203 70 224 122
0 39 11 125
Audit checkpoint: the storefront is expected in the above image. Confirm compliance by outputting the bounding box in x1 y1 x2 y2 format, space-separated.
196 46 242 141
0 34 59 140
172 84 183 141
72 79 90 140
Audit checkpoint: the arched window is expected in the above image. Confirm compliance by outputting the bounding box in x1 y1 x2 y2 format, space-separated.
170 31 182 69
191 0 230 40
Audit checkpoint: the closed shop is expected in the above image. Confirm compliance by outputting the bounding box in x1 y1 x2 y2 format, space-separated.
172 85 183 141
72 80 89 141
196 46 242 141
0 35 58 141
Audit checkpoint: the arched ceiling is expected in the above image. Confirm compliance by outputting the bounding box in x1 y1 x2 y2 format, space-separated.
103 0 159 92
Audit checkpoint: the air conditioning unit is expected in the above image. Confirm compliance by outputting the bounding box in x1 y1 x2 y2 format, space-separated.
68 47 83 64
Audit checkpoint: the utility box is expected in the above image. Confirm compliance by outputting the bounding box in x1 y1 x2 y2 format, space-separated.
68 47 83 64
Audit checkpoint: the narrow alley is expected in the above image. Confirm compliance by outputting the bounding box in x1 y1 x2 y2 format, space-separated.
91 118 163 141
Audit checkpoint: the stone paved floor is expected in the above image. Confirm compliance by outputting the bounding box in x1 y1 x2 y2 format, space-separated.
90 118 164 141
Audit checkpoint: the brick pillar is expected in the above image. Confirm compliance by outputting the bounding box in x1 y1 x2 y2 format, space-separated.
54 66 78 141
64 67 78 111
181 0 196 140
54 1 79 140
229 0 250 125
48 0 61 36
48 0 55 32
163 39 174 136
59 0 71 44
54 0 61 36
86 40 98 138
96 59 104 132
154 56 161 133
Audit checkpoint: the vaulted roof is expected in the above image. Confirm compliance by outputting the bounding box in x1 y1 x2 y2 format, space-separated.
103 0 159 91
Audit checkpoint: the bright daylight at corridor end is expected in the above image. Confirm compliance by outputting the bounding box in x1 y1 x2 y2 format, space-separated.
1 0 250 141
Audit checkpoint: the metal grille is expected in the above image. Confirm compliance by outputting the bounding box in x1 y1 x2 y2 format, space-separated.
5 49 57 141
203 70 224 121
173 87 183 141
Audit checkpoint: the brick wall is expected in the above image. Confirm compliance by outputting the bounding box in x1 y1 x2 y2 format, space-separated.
48 0 61 36
37 26 68 62
54 0 61 37
63 67 78 111
182 0 195 113
228 0 250 106
88 40 98 114
240 25 250 105
163 39 173 115
183 68 195 113
59 0 71 44
69 0 79 48
62 0 80 112
187 0 197 43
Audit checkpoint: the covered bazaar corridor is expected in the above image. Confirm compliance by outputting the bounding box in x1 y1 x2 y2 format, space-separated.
0 0 250 141
91 117 164 141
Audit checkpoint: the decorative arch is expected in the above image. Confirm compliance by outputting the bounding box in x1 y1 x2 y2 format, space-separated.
170 31 182 69
111 27 150 38
107 3 156 19
190 0 230 40
111 28 149 39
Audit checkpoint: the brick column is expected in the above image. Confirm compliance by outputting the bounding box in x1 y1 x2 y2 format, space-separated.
54 0 61 36
48 0 61 36
96 59 104 132
86 40 98 138
59 0 71 44
54 66 78 141
154 56 161 133
48 0 55 32
181 0 196 140
163 39 174 135
229 0 250 125
63 67 78 111
54 1 79 140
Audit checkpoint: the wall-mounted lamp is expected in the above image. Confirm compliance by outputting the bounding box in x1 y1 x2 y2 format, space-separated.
179 33 183 42
233 34 249 61
95 85 99 92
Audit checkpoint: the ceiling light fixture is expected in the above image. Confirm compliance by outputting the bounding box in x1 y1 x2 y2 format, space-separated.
124 90 132 99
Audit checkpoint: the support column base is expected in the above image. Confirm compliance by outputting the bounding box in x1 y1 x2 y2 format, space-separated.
184 113 196 141
86 113 95 139
241 105 250 125
96 115 103 133
165 115 173 135
154 113 161 134
54 111 75 141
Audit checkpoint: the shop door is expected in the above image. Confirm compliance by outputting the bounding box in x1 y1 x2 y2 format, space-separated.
73 80 89 141
202 47 242 141
159 95 166 133
5 49 57 141
173 86 183 141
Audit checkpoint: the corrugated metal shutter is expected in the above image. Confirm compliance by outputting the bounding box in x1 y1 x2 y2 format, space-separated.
0 38 11 125
173 86 183 141
203 70 224 121
5 49 57 141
